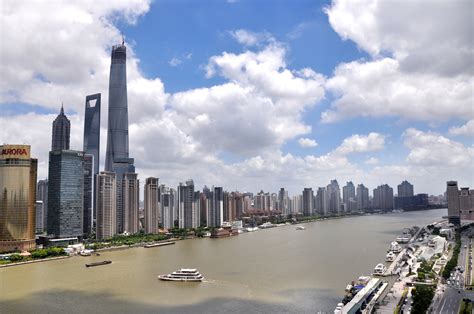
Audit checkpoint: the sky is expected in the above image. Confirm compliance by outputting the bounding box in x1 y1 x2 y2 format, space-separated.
0 0 473 196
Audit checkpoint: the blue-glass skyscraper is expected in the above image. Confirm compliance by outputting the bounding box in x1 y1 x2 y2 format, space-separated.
105 40 135 233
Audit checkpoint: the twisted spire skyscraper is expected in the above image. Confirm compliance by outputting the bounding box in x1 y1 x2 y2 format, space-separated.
105 40 135 233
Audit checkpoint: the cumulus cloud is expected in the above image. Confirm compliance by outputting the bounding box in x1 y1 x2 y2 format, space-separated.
322 0 473 123
364 157 378 165
168 57 182 67
449 120 474 137
298 138 318 148
335 133 385 155
404 128 474 168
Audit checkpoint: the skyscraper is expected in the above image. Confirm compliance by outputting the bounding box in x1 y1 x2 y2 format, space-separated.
105 41 135 233
373 184 394 210
315 187 328 215
96 171 116 240
209 186 223 227
47 150 84 238
278 188 289 216
0 145 37 253
343 181 356 212
398 180 414 197
178 180 197 229
123 173 139 234
83 93 101 176
160 186 174 230
356 184 369 210
327 180 341 214
447 181 461 225
144 177 159 234
302 188 314 216
52 105 70 151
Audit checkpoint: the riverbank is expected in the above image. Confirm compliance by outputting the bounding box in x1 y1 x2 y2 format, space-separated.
0 255 70 268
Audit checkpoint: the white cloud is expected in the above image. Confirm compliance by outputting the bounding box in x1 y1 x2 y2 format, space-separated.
168 57 182 67
322 0 473 123
229 29 273 47
404 128 474 168
335 132 385 155
298 138 318 148
449 120 474 137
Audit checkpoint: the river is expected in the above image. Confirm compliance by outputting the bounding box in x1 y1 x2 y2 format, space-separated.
0 208 446 313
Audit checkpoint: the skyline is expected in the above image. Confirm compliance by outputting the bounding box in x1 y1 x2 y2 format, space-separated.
0 0 472 195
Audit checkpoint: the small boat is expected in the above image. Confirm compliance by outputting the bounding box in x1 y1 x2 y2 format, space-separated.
158 268 204 282
144 241 175 248
373 263 386 276
388 241 402 253
85 260 112 267
296 226 306 230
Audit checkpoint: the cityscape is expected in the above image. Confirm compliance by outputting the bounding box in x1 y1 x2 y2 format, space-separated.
0 1 473 313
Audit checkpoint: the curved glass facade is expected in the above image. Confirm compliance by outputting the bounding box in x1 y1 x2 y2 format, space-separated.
0 145 37 252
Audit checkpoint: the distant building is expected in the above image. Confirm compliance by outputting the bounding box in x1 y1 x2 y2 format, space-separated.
123 173 139 234
291 194 302 214
0 145 37 252
356 184 369 210
343 181 356 212
459 188 474 221
398 180 414 197
302 188 314 216
446 181 461 225
96 171 116 240
35 200 45 233
315 187 328 215
36 179 48 232
327 180 341 214
373 184 394 210
178 180 197 229
47 150 84 238
394 194 429 210
83 154 93 235
209 186 223 227
160 186 174 230
51 105 70 151
278 188 289 216
144 177 159 234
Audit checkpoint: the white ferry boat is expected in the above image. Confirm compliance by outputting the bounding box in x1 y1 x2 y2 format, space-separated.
296 226 306 230
158 268 204 282
385 251 396 262
372 263 387 276
388 241 402 253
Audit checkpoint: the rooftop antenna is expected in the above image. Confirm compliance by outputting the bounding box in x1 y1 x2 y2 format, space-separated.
60 102 64 114
121 32 125 45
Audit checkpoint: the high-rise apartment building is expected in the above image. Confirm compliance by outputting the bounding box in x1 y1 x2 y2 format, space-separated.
278 188 289 216
96 171 116 240
356 184 369 210
36 179 48 232
327 179 341 214
123 173 139 234
343 181 356 212
178 180 197 229
160 186 174 230
105 41 135 233
0 145 37 252
144 177 159 234
302 188 314 216
51 105 70 151
373 184 394 210
398 180 414 197
209 186 224 227
315 187 328 215
47 150 84 238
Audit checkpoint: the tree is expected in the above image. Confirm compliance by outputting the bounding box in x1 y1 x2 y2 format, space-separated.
411 285 435 313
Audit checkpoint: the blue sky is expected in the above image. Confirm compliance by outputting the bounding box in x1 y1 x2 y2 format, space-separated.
0 0 472 195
